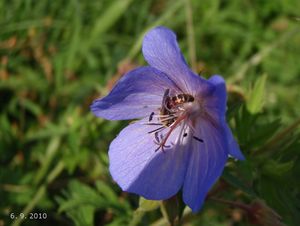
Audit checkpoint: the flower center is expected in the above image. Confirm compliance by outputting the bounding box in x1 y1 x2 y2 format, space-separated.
144 89 204 152
159 89 195 127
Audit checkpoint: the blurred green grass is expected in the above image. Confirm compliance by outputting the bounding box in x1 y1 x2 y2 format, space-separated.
1 0 300 225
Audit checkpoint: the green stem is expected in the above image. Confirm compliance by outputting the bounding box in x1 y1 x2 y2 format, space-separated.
151 208 192 226
185 0 197 72
129 210 146 226
34 137 61 185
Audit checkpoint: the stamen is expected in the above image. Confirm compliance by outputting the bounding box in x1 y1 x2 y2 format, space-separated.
152 114 174 118
160 116 176 123
153 132 170 149
154 143 170 152
148 126 164 134
155 145 164 152
155 114 187 151
152 89 197 152
144 123 163 126
151 115 175 123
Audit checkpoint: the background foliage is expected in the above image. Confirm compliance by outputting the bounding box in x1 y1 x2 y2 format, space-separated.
1 0 299 225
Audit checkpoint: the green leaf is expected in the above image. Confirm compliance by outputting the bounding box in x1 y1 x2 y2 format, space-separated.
19 98 43 117
222 169 256 196
138 197 160 212
263 159 294 177
247 74 267 114
256 177 300 225
129 198 160 226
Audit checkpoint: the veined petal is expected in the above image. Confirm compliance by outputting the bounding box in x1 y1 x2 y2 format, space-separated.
109 119 189 199
183 119 227 212
90 66 177 120
224 123 245 160
206 75 245 160
142 26 204 94
203 75 227 117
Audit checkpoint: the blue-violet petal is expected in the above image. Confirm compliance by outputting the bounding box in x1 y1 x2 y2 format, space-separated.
109 119 189 199
91 66 177 120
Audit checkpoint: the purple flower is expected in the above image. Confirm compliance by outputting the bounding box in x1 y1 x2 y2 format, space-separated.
91 26 244 212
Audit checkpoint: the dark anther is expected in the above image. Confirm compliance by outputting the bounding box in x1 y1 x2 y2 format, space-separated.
193 136 204 143
154 132 160 143
149 112 154 121
160 133 164 140
183 133 188 137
